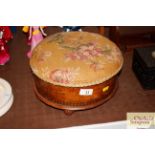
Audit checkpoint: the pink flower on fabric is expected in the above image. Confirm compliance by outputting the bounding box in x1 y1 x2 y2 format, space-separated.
65 43 104 61
49 68 79 84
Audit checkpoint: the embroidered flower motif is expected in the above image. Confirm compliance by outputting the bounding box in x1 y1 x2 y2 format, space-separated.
38 50 52 62
65 42 104 61
87 60 105 71
49 68 79 84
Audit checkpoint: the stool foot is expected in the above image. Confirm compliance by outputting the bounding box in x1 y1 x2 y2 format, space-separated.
64 110 74 115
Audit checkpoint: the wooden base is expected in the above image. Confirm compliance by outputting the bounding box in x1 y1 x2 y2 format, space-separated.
33 75 118 114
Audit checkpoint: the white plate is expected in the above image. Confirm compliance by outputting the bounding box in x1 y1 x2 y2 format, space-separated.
0 94 14 117
0 78 13 117
0 78 12 109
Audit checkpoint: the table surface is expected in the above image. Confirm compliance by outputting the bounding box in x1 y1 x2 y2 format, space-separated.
0 29 155 128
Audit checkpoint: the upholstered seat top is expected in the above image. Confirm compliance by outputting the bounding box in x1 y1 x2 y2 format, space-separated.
30 31 123 87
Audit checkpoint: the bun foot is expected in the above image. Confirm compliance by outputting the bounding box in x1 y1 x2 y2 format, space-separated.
64 110 74 115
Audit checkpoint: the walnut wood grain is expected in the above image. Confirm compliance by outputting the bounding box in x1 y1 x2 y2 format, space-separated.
33 74 118 114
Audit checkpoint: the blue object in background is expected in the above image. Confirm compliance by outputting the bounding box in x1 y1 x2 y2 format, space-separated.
10 26 17 33
62 26 81 32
